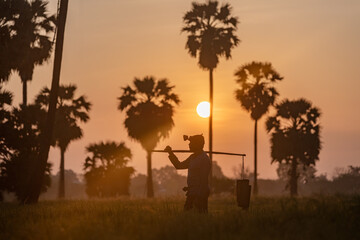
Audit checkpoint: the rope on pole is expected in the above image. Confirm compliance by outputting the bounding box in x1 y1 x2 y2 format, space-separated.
242 155 245 180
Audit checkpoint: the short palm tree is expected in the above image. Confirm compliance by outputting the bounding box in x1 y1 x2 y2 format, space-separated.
83 141 134 197
35 84 91 198
234 61 283 195
182 0 239 168
266 98 321 197
0 103 52 203
118 76 180 198
11 0 56 105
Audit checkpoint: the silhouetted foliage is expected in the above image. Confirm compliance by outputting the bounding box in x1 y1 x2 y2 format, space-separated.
212 177 234 194
212 160 226 178
0 88 51 202
182 0 240 168
331 166 360 194
235 61 283 195
0 0 19 82
129 173 147 197
152 166 187 196
0 0 56 105
0 85 13 200
277 162 316 186
40 169 86 200
0 85 13 158
118 76 180 197
211 161 234 194
83 141 134 198
232 165 255 180
129 165 360 197
266 98 321 197
182 1 239 70
35 84 91 198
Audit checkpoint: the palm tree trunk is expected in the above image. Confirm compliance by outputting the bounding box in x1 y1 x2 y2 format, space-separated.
209 68 213 185
290 159 298 197
253 119 258 195
58 148 65 199
24 0 69 204
22 79 27 106
146 150 154 198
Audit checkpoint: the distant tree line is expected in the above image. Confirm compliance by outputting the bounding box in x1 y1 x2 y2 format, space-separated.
25 164 360 201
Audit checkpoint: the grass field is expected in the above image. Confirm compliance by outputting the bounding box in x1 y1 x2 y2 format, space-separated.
1 195 359 240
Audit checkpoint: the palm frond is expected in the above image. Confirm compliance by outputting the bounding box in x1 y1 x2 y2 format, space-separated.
0 86 13 107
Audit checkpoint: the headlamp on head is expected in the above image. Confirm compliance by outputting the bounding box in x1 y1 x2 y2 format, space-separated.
183 134 205 149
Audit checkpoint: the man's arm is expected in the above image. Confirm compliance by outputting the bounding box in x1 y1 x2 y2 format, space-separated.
165 146 189 169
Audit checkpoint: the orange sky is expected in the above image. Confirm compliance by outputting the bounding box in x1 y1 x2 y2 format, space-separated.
4 0 360 179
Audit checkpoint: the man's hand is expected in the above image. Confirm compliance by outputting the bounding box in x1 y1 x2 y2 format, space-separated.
164 145 172 153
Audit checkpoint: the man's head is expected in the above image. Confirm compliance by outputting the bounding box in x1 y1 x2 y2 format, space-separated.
183 134 205 152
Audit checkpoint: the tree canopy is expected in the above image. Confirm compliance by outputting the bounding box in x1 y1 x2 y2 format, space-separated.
35 84 91 152
235 61 283 121
118 76 180 151
182 0 239 70
266 98 321 196
84 141 134 197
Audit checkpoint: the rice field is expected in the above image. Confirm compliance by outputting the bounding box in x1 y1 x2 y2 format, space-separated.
0 195 359 240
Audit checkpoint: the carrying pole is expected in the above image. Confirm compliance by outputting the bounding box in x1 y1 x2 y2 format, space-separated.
152 150 246 157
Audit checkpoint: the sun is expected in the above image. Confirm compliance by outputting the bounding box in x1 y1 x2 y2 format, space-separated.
196 101 210 118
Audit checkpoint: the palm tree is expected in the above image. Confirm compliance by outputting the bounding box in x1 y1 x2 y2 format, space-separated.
182 0 240 171
35 84 91 198
83 141 134 197
266 98 321 196
27 0 69 204
11 0 56 105
118 76 180 198
234 61 283 195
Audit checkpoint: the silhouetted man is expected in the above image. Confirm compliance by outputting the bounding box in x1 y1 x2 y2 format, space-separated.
165 134 211 213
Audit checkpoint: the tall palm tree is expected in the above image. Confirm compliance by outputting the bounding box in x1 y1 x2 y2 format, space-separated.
11 0 56 105
266 98 321 196
27 0 69 204
35 84 91 198
182 0 240 171
118 76 180 198
234 61 283 195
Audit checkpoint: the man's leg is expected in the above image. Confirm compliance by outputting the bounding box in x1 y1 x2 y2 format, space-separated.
194 196 208 213
184 195 194 211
